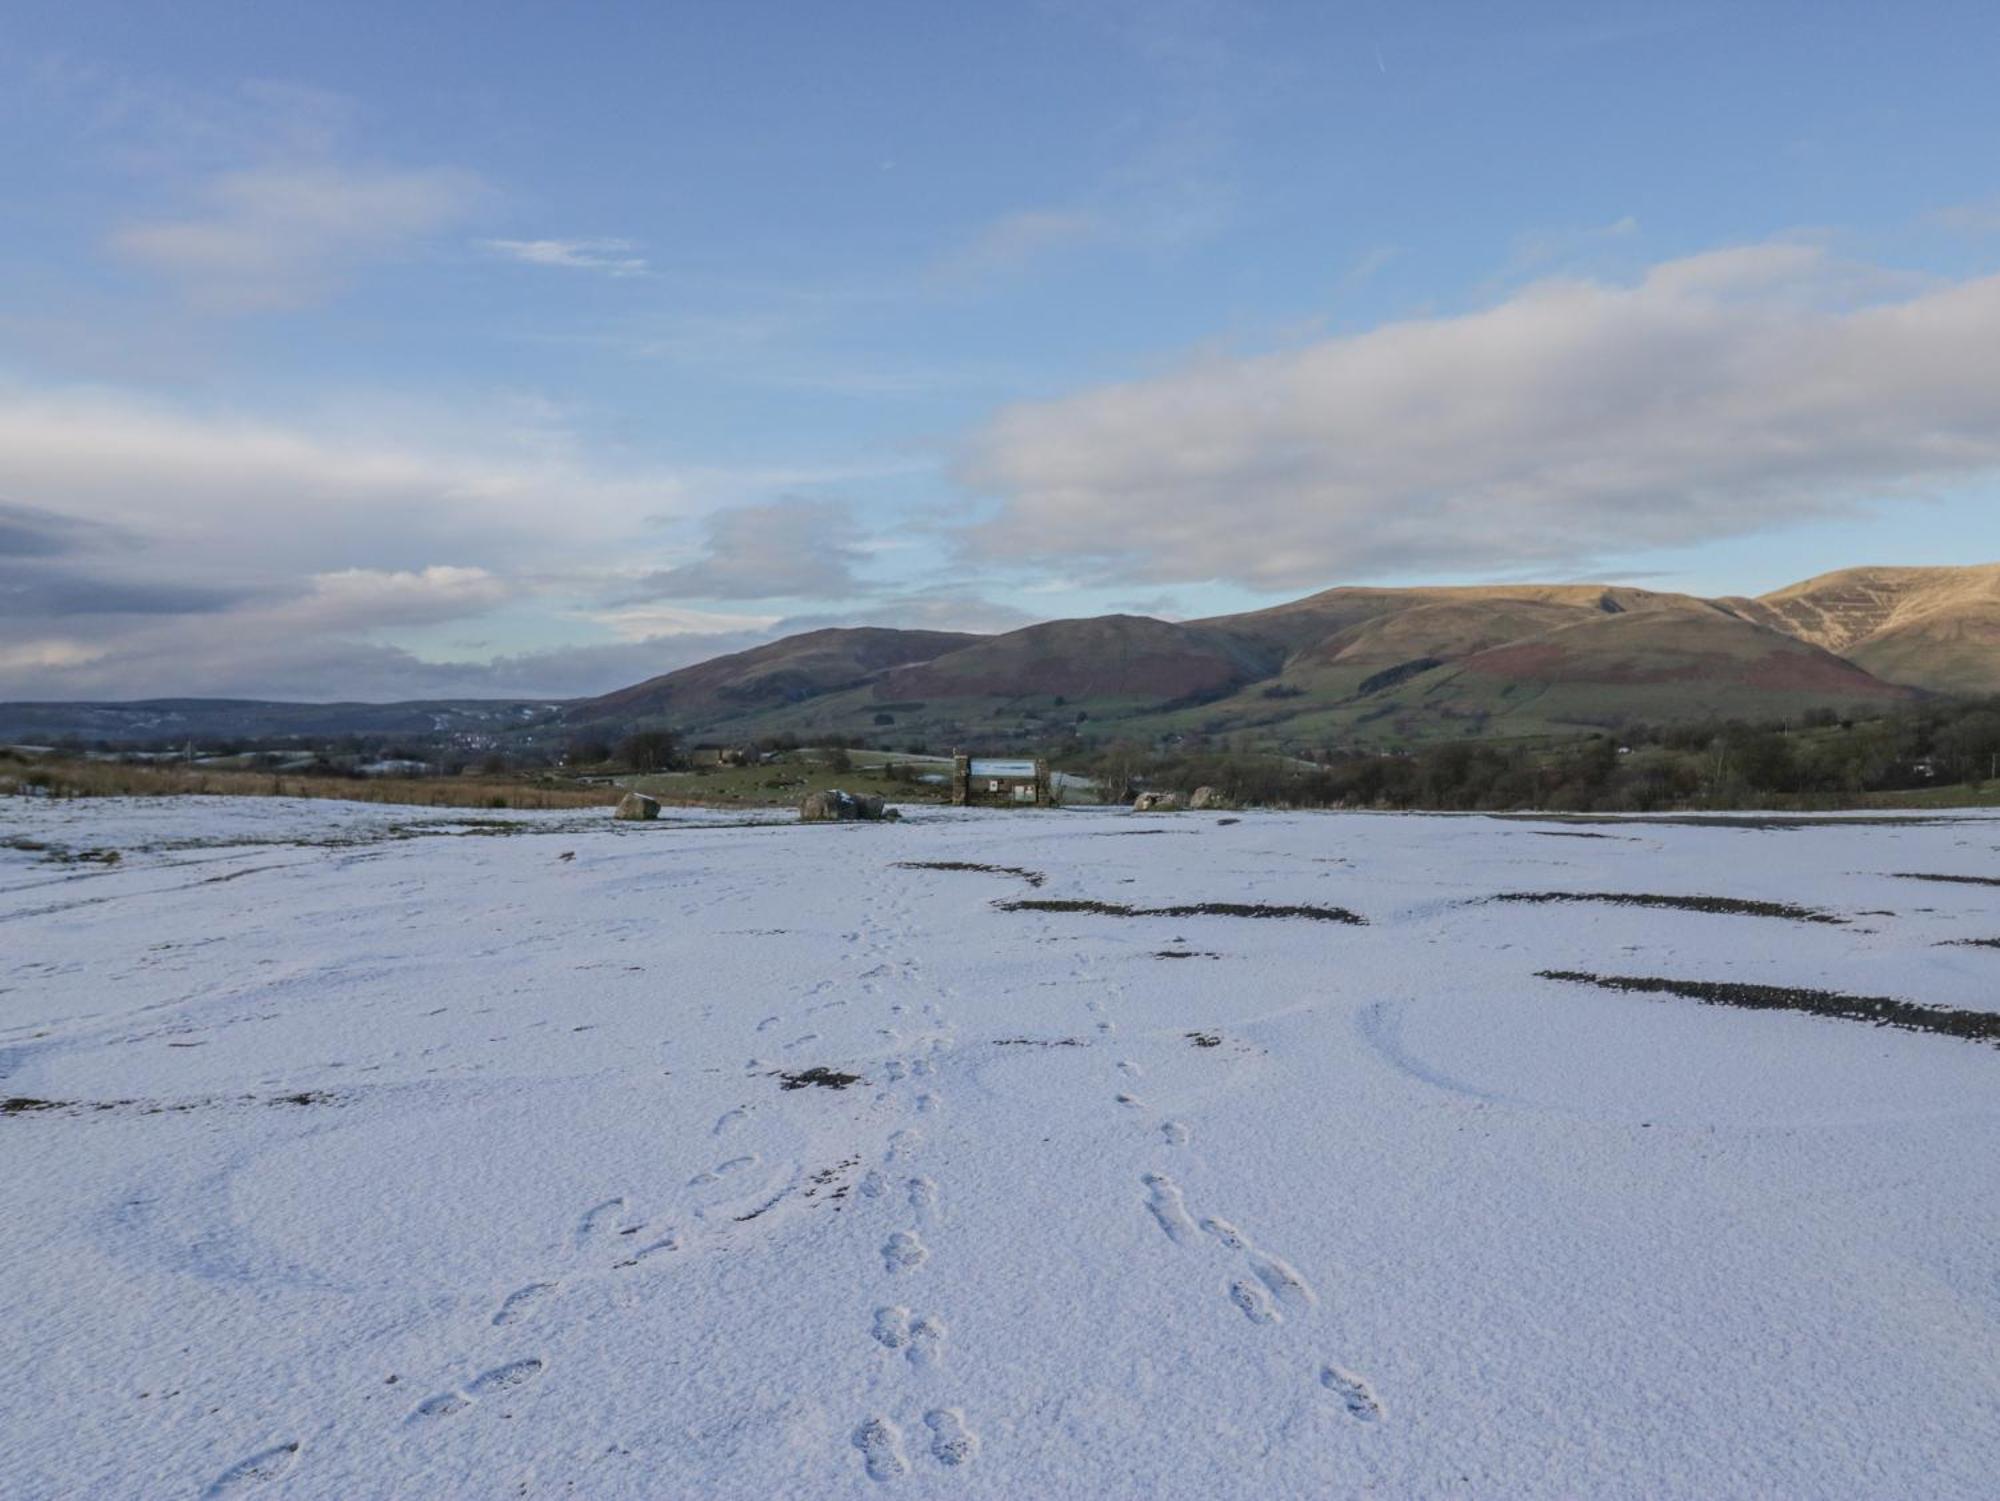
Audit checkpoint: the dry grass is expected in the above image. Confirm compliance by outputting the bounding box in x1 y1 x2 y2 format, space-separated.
0 756 618 811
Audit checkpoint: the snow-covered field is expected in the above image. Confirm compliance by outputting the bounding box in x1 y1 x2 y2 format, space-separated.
4 796 1997 1499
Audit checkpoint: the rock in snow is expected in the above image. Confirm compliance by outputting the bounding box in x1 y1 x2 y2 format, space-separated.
613 791 661 821
799 788 896 822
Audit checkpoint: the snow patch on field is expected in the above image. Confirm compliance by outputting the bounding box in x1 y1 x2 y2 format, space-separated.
3 798 1997 1497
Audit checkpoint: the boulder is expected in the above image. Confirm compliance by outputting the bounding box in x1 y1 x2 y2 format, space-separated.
1187 785 1225 810
799 788 845 822
800 788 900 822
613 791 661 821
1132 790 1185 813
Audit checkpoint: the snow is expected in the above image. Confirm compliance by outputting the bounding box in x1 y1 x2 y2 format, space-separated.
3 797 1997 1499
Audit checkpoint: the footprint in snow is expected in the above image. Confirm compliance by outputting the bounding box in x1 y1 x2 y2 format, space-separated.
907 1176 938 1218
1117 1059 1143 1078
924 1409 979 1467
614 1232 681 1269
1143 1173 1198 1244
465 1359 544 1398
859 1169 888 1199
1320 1364 1384 1422
871 1306 946 1365
713 1107 747 1136
1248 1252 1317 1311
411 1392 470 1422
577 1197 631 1242
853 1416 909 1481
1230 1278 1281 1325
871 1306 912 1350
408 1359 545 1424
690 1154 759 1186
883 1229 929 1272
491 1282 556 1326
1201 1217 1248 1252
907 1315 946 1368
1162 1120 1191 1146
205 1441 299 1496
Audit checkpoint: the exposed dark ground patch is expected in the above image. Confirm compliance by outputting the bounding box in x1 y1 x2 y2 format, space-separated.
1538 970 2000 1046
1186 1032 1221 1048
895 860 1047 888
1 1096 68 1114
199 864 291 885
778 1066 863 1090
1154 949 1222 960
2 1089 336 1117
998 898 1366 925
1491 892 1844 924
803 1156 859 1202
1941 938 2000 949
1495 814 1975 831
993 1036 1088 1048
1530 830 1622 841
1891 872 2000 889
3 837 120 865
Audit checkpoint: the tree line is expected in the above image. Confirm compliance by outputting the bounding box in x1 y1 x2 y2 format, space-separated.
1065 698 2000 812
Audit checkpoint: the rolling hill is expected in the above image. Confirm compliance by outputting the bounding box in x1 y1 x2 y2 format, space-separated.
11 565 1996 751
559 568 1975 750
576 627 979 724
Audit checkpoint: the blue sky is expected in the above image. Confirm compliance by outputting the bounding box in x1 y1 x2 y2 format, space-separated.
4 0 2000 700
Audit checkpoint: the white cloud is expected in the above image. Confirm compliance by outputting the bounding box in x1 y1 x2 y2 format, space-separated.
285 567 514 631
963 244 2000 590
0 383 926 700
0 639 105 672
483 238 649 277
112 163 483 311
621 497 867 601
0 615 781 703
590 603 784 641
0 383 694 584
775 590 1032 637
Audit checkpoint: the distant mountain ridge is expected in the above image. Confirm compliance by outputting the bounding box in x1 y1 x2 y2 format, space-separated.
559 565 1991 749
7 565 1995 749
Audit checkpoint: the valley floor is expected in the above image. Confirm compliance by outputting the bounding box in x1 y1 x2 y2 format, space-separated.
3 797 1996 1498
